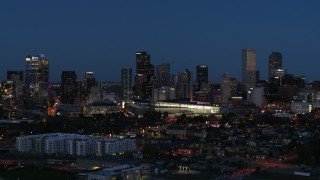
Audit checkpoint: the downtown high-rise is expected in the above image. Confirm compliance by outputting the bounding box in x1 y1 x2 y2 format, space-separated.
268 52 283 78
121 66 132 102
174 68 193 100
24 54 49 92
242 48 256 90
7 71 24 96
135 52 154 100
61 71 77 104
84 72 96 100
196 65 208 91
221 73 231 104
155 63 170 88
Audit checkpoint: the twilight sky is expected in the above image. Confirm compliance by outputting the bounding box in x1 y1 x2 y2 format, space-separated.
0 0 319 82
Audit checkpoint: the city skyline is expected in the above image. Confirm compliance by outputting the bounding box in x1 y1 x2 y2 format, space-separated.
0 1 319 82
2 1 320 178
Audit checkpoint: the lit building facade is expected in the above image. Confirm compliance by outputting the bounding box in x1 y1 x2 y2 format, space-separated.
75 80 83 103
135 52 154 100
7 71 24 96
152 86 175 101
175 69 193 100
196 65 208 91
221 73 231 104
230 78 238 96
156 63 170 88
25 54 49 92
84 72 96 99
291 102 311 114
87 101 120 116
154 101 220 115
0 81 16 118
16 133 136 156
242 48 256 90
121 66 132 102
61 71 77 104
268 52 282 78
247 87 264 106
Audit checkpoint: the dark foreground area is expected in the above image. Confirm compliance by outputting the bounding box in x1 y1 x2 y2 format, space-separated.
0 167 76 180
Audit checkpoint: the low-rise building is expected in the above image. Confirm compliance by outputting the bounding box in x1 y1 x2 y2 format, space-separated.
154 101 220 115
87 101 120 116
16 133 136 156
166 126 187 139
78 164 150 180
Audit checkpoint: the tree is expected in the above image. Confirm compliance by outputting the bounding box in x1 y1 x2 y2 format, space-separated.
144 110 161 122
143 143 159 159
176 114 187 125
163 111 169 119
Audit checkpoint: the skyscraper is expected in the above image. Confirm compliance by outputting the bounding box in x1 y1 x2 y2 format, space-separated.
247 87 264 106
75 80 83 103
7 71 24 95
61 71 77 104
156 63 170 88
25 54 49 91
242 48 256 90
230 78 238 96
221 73 231 104
196 65 208 91
135 52 154 100
121 66 132 102
175 68 193 100
268 52 283 78
84 72 96 98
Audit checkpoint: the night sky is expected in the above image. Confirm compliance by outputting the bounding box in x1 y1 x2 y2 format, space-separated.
0 0 319 82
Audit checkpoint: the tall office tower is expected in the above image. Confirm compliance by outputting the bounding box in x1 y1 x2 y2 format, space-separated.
175 68 193 100
121 66 132 101
0 81 17 118
156 63 170 87
25 54 49 92
7 71 24 95
61 71 77 104
221 73 231 104
247 87 264 106
75 80 83 103
268 52 282 78
196 65 208 91
242 48 256 90
84 72 96 98
230 78 238 96
153 86 176 102
135 52 154 100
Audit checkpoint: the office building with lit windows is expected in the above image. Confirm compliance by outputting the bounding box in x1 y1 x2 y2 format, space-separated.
196 65 208 91
174 69 193 100
155 63 170 88
242 48 256 90
230 78 238 96
221 73 231 104
269 52 282 78
24 54 49 92
16 133 136 156
135 52 154 100
121 66 132 102
154 101 220 115
61 71 77 104
84 72 96 99
7 70 24 96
